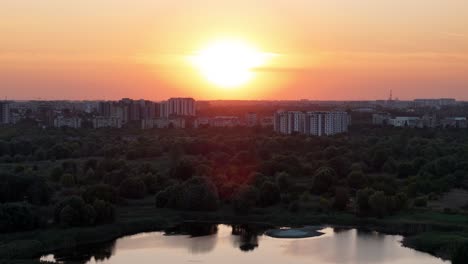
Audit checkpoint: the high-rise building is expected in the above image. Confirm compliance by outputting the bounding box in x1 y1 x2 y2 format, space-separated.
159 101 169 118
98 101 113 117
160 98 195 118
93 116 122 128
274 111 305 135
246 112 258 127
275 111 349 136
0 101 11 124
413 98 457 107
53 116 82 128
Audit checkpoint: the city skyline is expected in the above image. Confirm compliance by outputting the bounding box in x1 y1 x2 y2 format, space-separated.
2 0 468 101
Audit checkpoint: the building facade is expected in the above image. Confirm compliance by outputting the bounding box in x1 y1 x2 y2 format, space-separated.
274 111 349 136
53 116 82 128
0 101 11 124
93 117 122 128
160 98 196 118
245 112 258 127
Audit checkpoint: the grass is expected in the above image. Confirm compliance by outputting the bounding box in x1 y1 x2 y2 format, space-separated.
403 231 468 260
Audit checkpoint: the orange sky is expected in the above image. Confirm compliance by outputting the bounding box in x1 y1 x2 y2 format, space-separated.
1 0 468 100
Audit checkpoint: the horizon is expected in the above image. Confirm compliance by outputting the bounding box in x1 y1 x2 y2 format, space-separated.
2 96 465 103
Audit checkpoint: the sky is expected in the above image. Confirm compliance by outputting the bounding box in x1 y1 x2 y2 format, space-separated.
1 0 468 101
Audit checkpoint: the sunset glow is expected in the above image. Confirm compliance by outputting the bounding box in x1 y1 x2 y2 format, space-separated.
189 39 274 88
1 1 468 100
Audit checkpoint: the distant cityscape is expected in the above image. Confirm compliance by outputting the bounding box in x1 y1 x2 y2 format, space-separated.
1 97 467 135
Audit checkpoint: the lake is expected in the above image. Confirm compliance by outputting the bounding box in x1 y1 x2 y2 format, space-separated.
41 223 448 264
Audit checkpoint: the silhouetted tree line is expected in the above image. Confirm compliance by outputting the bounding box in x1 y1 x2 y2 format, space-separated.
1 126 468 232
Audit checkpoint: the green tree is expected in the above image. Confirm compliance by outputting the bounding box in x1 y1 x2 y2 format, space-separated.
54 196 96 227
0 202 39 233
312 167 337 194
119 178 147 199
347 170 368 189
60 173 75 188
233 186 259 214
82 184 118 204
356 188 374 215
259 181 281 207
92 199 115 224
333 187 349 211
275 172 291 192
369 191 387 218
170 158 195 181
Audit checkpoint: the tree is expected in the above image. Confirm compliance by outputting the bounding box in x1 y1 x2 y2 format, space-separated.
372 149 388 171
369 191 387 218
259 181 281 207
312 167 337 194
0 202 39 233
139 173 160 194
397 162 414 178
60 173 75 188
50 166 63 182
176 177 220 211
170 158 195 181
333 187 349 211
452 242 468 264
155 177 219 211
233 186 259 214
82 184 118 204
54 196 96 227
92 199 115 224
119 178 147 199
275 172 291 192
26 178 53 205
347 170 367 189
356 188 374 215
413 196 427 207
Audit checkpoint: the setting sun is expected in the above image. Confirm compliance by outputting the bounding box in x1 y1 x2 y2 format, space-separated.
189 39 274 88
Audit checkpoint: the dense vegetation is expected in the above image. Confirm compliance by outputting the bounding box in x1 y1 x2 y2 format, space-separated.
1 125 468 262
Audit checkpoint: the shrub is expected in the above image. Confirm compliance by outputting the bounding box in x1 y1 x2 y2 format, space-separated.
233 186 259 214
369 191 387 218
259 181 281 207
312 167 337 194
54 196 96 227
333 187 349 211
356 188 374 215
92 199 115 224
0 203 39 233
118 177 147 199
347 170 367 189
288 201 300 213
60 173 75 188
414 196 427 207
155 177 219 211
82 184 118 204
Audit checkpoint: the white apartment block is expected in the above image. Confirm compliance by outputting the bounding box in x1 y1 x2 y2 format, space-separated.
388 117 421 127
142 118 186 129
275 111 349 136
0 101 11 124
53 116 82 129
93 117 122 128
160 98 196 118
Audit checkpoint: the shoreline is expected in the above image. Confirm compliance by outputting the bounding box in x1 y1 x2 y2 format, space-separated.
0 208 465 262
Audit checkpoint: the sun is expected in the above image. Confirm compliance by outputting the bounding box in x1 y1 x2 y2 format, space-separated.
190 39 273 88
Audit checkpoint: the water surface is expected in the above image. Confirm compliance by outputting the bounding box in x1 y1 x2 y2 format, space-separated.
41 223 448 264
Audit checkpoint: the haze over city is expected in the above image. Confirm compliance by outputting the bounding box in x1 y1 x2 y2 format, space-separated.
2 0 468 100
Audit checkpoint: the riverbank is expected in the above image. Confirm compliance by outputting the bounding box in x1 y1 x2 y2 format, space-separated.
1 205 467 263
